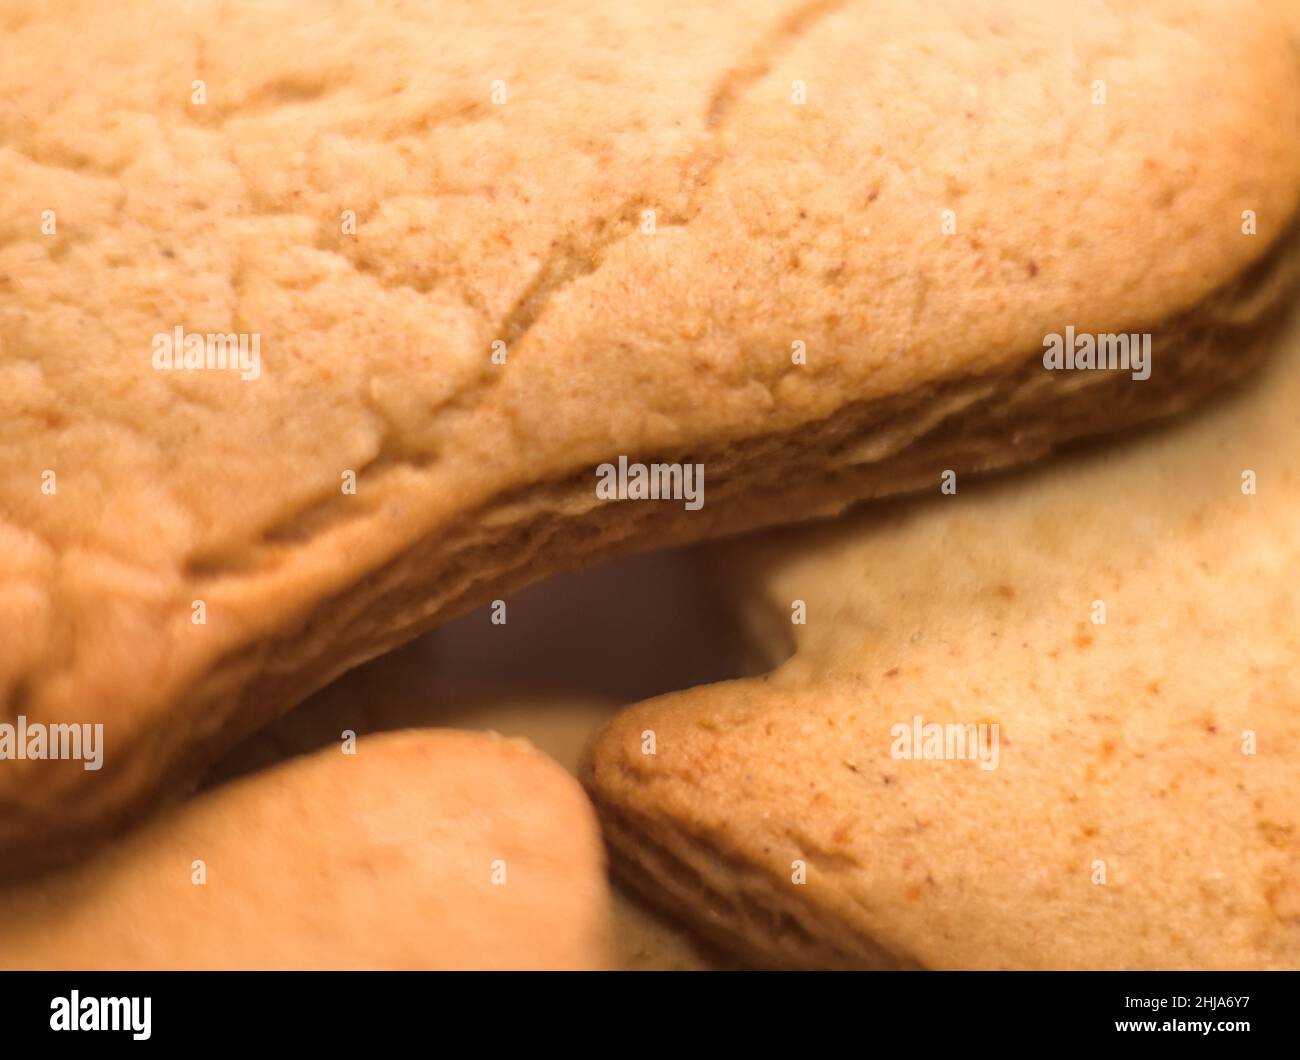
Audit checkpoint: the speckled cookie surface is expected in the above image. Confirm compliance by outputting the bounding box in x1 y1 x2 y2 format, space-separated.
3 0 1300 866
584 309 1300 970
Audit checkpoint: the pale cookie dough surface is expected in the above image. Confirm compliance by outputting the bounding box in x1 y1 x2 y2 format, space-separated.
585 308 1300 970
3 0 1300 870
0 729 612 970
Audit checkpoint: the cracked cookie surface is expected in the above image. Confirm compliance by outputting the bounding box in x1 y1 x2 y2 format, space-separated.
2 0 1299 867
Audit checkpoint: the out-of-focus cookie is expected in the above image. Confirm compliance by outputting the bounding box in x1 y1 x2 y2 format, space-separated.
0 730 612 969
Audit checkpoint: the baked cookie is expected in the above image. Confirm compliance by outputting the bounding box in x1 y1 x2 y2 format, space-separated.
584 308 1300 970
4 0 1300 867
0 729 612 969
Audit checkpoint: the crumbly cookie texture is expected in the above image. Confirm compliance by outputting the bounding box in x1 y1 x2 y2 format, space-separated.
0 729 612 969
584 307 1300 971
3 0 1300 867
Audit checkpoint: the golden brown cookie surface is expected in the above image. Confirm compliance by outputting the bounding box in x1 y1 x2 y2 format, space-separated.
585 308 1300 970
4 0 1300 868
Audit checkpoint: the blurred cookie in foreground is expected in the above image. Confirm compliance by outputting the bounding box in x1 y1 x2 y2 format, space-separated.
208 547 748 970
0 730 611 970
